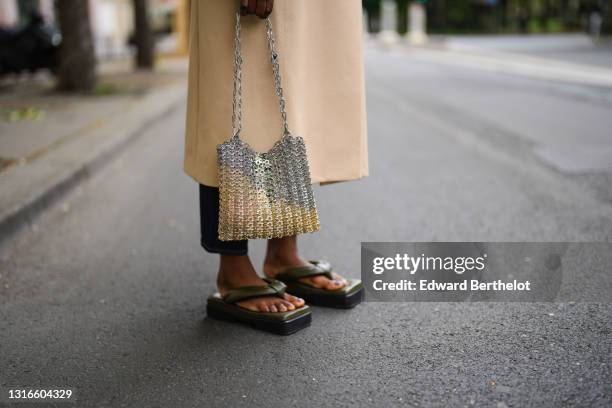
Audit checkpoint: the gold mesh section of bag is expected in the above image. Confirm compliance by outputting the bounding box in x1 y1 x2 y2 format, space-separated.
218 167 320 241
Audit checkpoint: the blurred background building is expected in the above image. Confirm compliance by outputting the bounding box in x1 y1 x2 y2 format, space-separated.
0 0 608 72
0 0 609 92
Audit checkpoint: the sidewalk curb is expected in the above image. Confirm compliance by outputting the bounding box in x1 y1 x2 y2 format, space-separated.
412 47 612 88
365 36 612 89
0 82 186 244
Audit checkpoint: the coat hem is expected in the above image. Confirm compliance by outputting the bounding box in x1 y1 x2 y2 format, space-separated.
183 163 368 188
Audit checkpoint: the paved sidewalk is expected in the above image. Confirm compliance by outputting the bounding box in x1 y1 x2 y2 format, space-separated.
0 58 187 241
436 33 597 53
370 34 612 89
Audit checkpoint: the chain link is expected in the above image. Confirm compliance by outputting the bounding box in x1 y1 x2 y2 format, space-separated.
231 12 243 137
264 17 289 135
231 12 290 137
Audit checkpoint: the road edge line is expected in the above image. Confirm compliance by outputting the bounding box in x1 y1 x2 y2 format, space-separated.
0 84 186 246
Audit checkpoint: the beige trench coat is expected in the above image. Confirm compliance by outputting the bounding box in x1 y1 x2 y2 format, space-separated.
184 0 368 186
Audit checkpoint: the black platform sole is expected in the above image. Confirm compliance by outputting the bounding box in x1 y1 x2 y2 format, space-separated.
299 287 364 309
206 305 312 335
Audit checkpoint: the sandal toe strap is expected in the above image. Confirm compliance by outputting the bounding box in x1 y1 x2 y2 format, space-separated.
222 278 287 304
275 260 334 282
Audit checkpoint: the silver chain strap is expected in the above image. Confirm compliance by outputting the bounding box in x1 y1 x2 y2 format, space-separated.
232 12 290 137
265 17 289 136
231 12 243 137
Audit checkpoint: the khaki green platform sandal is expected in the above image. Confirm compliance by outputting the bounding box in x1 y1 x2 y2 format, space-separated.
206 278 311 335
274 260 363 309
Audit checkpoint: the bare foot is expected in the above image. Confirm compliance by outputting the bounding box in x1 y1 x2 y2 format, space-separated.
218 255 304 313
264 237 347 291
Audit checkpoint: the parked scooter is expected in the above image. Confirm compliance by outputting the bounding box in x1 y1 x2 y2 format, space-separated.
0 13 60 78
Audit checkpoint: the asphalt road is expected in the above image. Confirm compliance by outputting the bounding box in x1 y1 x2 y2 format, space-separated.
1 46 611 407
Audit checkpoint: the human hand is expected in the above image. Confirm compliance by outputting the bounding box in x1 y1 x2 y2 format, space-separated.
240 0 274 19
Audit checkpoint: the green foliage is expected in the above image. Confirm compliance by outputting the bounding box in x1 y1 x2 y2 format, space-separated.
92 83 119 96
545 18 564 33
362 0 602 34
5 107 46 122
528 18 541 33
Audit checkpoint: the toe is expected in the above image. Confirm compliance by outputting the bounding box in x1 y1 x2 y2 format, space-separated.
285 294 304 307
283 301 296 311
277 303 287 312
308 276 327 289
324 280 337 290
332 272 347 284
328 273 347 289
325 279 345 290
269 304 278 313
258 302 270 313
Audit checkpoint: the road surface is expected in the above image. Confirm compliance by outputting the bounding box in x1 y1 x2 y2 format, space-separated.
1 45 611 407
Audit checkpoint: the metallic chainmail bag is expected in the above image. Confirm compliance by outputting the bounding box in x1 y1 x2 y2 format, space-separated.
217 13 320 241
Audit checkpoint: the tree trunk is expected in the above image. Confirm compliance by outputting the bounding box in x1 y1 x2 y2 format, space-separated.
428 0 447 32
133 0 155 69
603 2 612 34
499 0 508 31
396 0 409 35
56 0 96 92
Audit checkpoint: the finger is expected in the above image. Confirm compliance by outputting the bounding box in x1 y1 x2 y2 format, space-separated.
255 0 266 18
247 0 257 15
264 0 274 18
240 0 248 15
